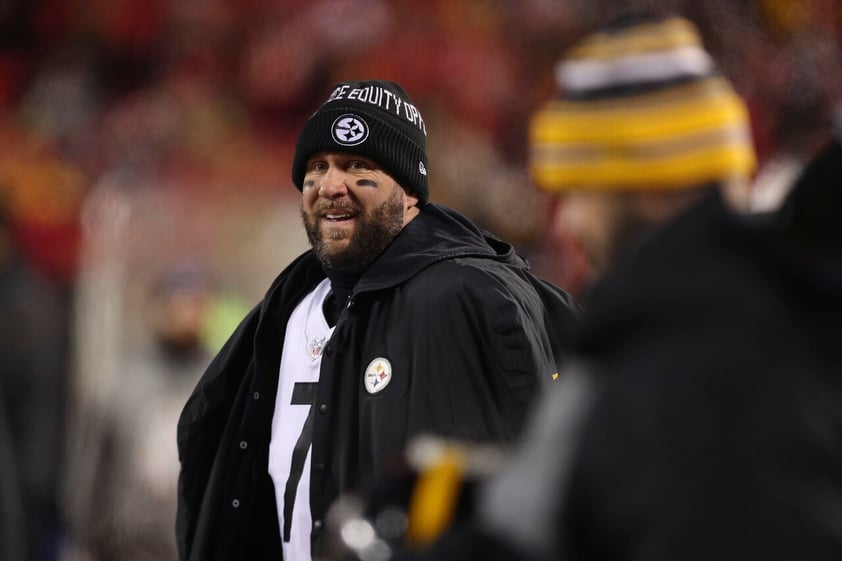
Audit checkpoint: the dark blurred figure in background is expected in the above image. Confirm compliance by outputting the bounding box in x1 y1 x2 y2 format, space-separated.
64 263 214 561
0 197 68 561
322 9 842 561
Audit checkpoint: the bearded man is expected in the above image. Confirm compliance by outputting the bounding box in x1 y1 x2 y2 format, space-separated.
175 80 578 561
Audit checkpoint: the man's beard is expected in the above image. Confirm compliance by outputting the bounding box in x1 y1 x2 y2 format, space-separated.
301 186 406 273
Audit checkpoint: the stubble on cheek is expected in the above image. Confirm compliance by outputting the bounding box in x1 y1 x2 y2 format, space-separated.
300 205 350 268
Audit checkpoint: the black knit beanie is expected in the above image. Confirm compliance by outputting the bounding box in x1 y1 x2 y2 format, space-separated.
291 80 430 205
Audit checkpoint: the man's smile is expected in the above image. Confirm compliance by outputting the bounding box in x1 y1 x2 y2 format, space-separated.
322 211 356 222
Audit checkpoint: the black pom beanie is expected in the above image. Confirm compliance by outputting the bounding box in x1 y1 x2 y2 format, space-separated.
291 80 430 205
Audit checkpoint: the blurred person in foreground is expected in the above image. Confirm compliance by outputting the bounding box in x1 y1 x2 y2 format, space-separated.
175 80 578 561
324 13 842 561
65 264 215 561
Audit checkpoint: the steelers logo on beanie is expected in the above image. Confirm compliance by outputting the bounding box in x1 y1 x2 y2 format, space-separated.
292 80 430 205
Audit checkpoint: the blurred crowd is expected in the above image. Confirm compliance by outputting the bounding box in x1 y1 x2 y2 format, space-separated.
0 0 839 560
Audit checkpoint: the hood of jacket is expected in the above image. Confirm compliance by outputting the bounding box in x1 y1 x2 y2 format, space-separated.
351 202 529 295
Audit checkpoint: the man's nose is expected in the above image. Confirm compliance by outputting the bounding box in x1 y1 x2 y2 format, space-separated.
319 167 350 198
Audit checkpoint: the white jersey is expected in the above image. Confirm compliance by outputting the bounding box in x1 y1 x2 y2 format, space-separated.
268 279 334 561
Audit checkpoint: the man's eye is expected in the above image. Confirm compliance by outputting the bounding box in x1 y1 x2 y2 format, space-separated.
310 162 327 172
349 161 370 170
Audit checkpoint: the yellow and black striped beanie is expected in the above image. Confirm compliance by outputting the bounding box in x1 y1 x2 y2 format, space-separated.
530 15 757 192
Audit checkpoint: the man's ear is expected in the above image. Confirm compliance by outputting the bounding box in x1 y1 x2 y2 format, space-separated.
403 187 420 210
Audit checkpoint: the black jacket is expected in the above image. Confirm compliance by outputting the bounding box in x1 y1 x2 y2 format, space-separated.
176 203 577 560
456 139 842 561
550 139 842 561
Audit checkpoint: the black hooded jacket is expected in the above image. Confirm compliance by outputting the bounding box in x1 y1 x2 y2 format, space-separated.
175 203 578 560
548 140 842 561
453 139 842 561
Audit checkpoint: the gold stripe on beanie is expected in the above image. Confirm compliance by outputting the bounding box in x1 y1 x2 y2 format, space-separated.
534 122 752 164
531 142 756 191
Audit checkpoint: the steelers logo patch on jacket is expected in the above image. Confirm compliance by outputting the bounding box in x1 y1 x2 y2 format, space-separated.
364 358 392 394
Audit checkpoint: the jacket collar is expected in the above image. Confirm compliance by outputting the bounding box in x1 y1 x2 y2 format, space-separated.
354 203 527 294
